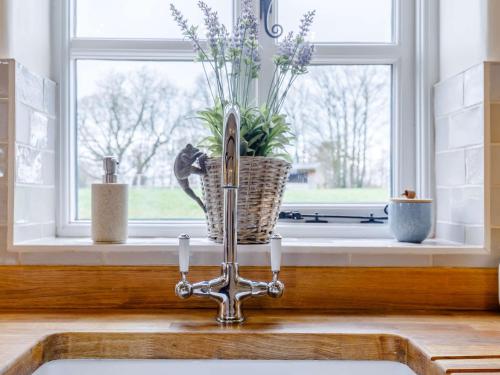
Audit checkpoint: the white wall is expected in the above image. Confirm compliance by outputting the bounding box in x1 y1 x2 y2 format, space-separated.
440 0 500 80
0 0 52 79
439 0 488 80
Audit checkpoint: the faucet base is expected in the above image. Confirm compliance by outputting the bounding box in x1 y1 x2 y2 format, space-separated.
216 315 245 324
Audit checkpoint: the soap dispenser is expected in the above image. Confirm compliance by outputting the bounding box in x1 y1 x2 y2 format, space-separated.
91 156 128 244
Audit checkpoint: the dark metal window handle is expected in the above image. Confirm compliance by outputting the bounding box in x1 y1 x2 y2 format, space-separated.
260 0 283 38
279 205 390 224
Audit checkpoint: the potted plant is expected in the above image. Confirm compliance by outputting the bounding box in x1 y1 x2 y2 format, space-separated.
171 0 315 243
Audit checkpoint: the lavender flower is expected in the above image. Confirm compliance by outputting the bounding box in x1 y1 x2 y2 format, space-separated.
297 10 316 41
267 10 315 115
170 4 188 33
275 32 295 65
198 1 222 52
239 0 258 39
170 0 315 116
293 42 315 74
170 4 202 53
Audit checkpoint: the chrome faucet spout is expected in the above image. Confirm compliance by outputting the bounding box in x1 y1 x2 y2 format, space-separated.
222 106 240 264
175 103 284 324
222 106 240 189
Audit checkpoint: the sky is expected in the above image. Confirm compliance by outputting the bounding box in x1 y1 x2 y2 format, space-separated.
76 0 392 42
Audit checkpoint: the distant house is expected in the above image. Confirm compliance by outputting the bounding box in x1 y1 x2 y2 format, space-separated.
287 163 324 189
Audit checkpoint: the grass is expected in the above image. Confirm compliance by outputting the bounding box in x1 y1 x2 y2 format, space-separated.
78 187 388 220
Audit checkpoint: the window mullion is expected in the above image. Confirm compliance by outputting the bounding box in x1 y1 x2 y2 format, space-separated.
313 44 402 63
69 39 198 61
257 1 277 106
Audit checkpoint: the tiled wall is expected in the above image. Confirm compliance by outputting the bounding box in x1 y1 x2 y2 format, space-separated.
434 63 485 245
13 62 56 243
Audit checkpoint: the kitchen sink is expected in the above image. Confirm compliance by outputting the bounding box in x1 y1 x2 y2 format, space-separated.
32 359 417 375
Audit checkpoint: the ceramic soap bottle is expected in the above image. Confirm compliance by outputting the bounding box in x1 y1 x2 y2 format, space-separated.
91 156 128 243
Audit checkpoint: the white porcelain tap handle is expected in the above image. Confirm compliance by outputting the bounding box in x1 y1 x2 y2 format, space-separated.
178 234 190 273
270 233 282 272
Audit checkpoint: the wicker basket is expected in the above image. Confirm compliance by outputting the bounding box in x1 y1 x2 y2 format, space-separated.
201 156 291 244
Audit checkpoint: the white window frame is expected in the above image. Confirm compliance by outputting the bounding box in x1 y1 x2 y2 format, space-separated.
54 0 437 238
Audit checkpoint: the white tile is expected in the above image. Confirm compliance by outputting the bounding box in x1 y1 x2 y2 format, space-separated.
0 143 7 182
41 222 56 238
13 224 42 242
465 225 484 246
14 186 55 224
0 62 9 98
449 105 484 148
435 150 465 187
15 102 30 144
435 116 449 152
30 111 48 148
436 188 451 221
0 102 8 141
19 251 104 265
464 64 484 107
450 187 484 225
350 254 431 267
46 118 56 151
32 188 55 223
432 254 498 267
43 79 56 117
15 63 44 111
490 63 500 101
435 221 465 243
16 144 42 184
434 73 464 117
42 152 55 185
465 147 484 185
13 186 29 224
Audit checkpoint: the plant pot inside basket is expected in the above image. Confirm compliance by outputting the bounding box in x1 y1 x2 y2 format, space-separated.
201 156 291 244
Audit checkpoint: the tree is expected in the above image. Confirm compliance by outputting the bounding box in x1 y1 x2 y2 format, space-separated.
285 66 389 189
78 68 193 186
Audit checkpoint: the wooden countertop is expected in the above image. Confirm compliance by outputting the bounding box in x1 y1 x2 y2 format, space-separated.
1 310 500 375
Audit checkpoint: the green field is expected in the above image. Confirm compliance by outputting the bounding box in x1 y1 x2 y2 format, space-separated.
78 187 388 220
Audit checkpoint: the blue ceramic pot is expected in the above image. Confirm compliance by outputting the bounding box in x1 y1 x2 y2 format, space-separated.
388 198 432 243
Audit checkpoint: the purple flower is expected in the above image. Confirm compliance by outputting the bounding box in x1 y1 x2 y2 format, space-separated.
240 0 258 39
170 4 202 53
276 32 295 62
198 1 222 51
170 4 189 33
297 10 316 41
293 42 314 73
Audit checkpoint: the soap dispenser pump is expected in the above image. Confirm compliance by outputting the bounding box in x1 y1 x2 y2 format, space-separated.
91 156 128 244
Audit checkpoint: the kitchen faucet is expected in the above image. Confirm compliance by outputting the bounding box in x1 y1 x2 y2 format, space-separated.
175 104 284 324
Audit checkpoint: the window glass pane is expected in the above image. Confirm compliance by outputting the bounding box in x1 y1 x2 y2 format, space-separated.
278 0 393 43
283 65 391 204
75 0 233 39
76 60 211 220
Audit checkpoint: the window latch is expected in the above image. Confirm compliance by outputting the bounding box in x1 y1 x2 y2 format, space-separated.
260 0 283 38
279 206 389 224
